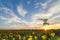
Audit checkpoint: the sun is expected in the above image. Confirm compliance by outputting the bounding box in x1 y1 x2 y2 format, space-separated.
43 25 50 30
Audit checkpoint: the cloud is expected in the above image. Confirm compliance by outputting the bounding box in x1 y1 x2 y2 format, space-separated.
40 0 52 9
0 7 20 23
32 0 60 26
0 0 60 29
34 3 40 8
0 5 29 29
27 0 31 4
34 0 52 9
17 4 27 17
0 4 28 23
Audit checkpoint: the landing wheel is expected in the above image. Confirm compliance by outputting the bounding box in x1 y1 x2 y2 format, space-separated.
43 23 49 25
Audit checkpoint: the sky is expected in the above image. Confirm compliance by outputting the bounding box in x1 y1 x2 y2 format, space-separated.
0 0 60 29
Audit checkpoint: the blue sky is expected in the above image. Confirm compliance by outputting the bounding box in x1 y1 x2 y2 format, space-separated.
0 0 60 29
